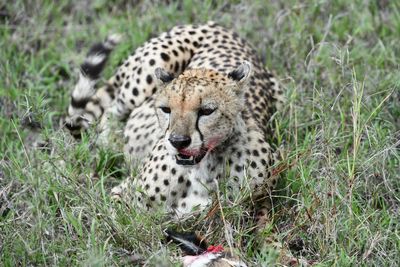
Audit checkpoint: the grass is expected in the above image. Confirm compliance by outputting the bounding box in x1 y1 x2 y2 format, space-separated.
1 0 399 266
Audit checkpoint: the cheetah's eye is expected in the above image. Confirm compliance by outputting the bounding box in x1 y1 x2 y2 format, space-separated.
160 107 171 114
198 107 216 116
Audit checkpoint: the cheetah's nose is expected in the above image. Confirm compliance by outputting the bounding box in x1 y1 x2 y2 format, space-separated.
168 134 191 149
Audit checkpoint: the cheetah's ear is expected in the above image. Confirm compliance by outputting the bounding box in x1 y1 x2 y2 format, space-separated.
155 68 175 86
227 61 252 85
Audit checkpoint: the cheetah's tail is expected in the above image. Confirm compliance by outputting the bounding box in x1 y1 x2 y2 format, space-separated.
65 34 122 138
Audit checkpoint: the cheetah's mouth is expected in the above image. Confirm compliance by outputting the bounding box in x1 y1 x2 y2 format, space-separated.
175 152 207 165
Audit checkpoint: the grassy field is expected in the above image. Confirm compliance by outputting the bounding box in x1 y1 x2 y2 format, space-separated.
1 0 399 266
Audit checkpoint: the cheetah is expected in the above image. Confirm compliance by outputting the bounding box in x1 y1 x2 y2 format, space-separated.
65 22 284 217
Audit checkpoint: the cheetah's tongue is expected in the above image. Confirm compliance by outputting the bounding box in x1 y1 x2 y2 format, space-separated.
177 147 203 156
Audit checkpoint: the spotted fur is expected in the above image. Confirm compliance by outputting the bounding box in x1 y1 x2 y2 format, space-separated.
66 22 284 218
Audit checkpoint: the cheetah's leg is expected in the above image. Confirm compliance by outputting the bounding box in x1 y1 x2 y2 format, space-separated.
244 130 279 228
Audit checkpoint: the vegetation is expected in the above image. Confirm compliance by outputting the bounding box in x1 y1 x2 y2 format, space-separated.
1 0 399 266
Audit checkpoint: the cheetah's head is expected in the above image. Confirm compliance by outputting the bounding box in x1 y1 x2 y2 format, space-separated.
154 62 252 166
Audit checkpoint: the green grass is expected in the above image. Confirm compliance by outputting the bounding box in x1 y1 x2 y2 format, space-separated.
1 0 399 266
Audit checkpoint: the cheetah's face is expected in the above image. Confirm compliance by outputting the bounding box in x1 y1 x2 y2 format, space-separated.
154 63 251 165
